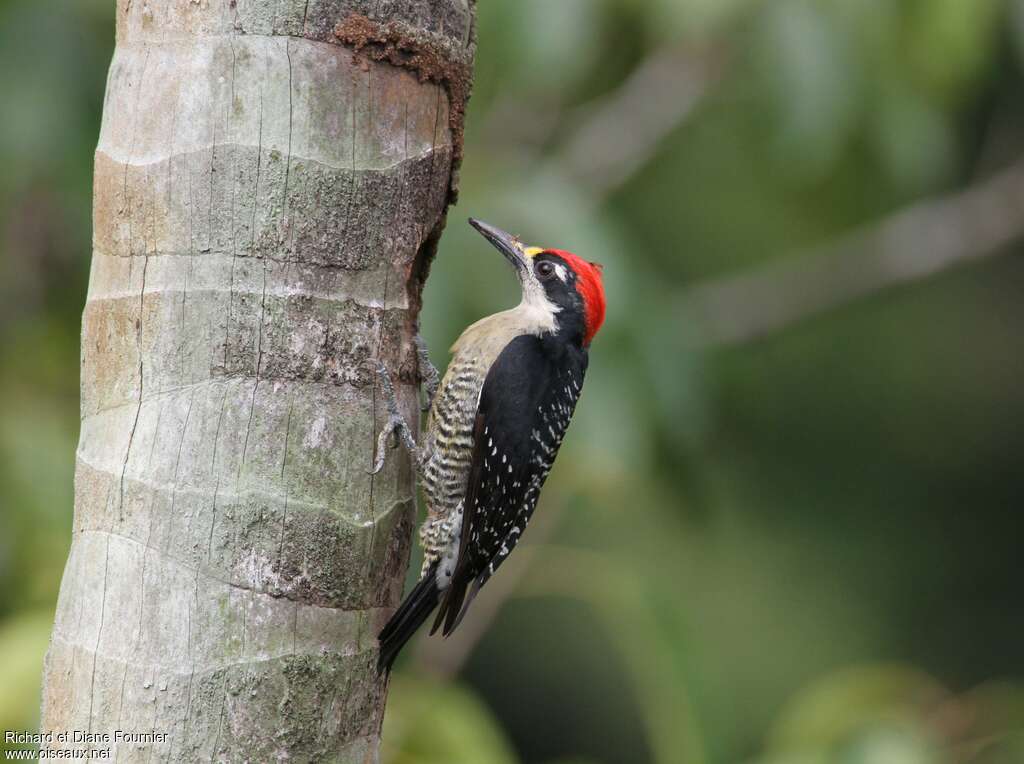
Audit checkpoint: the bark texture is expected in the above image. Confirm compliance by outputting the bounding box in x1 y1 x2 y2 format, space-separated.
40 1 475 760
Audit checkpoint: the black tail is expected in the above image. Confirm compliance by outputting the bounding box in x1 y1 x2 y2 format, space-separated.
377 563 441 674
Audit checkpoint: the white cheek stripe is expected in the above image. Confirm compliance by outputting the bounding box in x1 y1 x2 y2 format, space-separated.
519 277 561 334
520 294 560 333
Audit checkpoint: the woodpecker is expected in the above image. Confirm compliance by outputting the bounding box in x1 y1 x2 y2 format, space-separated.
370 218 606 673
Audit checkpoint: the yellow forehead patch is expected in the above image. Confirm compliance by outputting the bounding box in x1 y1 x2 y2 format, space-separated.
523 246 545 258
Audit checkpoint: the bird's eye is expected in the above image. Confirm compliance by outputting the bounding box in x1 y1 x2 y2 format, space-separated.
536 261 556 281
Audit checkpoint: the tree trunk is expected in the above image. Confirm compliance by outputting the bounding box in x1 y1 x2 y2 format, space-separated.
40 2 474 760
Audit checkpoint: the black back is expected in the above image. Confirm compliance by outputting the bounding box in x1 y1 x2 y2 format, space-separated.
433 332 588 635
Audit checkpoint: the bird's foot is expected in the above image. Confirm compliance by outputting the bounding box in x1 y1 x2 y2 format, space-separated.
368 359 422 475
415 334 440 413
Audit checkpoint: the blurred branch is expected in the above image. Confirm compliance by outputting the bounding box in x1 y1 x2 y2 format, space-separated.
559 45 724 199
681 155 1024 347
481 43 723 200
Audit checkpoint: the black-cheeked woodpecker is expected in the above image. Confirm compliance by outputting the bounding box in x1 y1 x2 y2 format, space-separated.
370 218 606 673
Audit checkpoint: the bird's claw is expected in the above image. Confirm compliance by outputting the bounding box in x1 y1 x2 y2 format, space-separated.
368 413 403 475
415 335 440 413
368 359 399 474
367 358 422 475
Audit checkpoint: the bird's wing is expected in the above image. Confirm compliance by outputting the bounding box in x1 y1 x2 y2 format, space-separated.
432 334 587 636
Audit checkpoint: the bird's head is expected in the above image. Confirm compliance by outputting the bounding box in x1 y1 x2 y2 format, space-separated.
468 218 606 347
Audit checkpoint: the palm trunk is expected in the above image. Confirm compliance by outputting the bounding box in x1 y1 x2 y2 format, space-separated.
40 1 474 760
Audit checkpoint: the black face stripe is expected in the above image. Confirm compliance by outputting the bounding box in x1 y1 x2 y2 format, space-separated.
533 253 578 286
531 253 587 347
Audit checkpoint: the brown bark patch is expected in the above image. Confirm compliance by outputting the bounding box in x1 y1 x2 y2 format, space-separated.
333 13 472 201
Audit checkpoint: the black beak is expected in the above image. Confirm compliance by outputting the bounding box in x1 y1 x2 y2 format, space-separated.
468 218 529 274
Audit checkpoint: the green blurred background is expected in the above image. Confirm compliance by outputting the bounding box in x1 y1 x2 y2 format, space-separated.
2 0 1023 762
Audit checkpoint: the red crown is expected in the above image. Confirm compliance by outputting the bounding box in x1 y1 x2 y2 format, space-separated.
547 250 606 346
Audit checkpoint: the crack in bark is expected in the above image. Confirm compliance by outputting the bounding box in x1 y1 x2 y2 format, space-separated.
113 394 182 753
239 41 274 473
116 45 153 521
239 258 268 467
202 382 231 561
283 37 294 251
87 531 112 732
226 37 238 371
94 48 148 727
275 401 295 581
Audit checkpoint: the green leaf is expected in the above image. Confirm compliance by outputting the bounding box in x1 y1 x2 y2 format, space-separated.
754 1 862 182
763 663 948 760
0 610 53 734
904 0 1001 104
381 676 519 764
